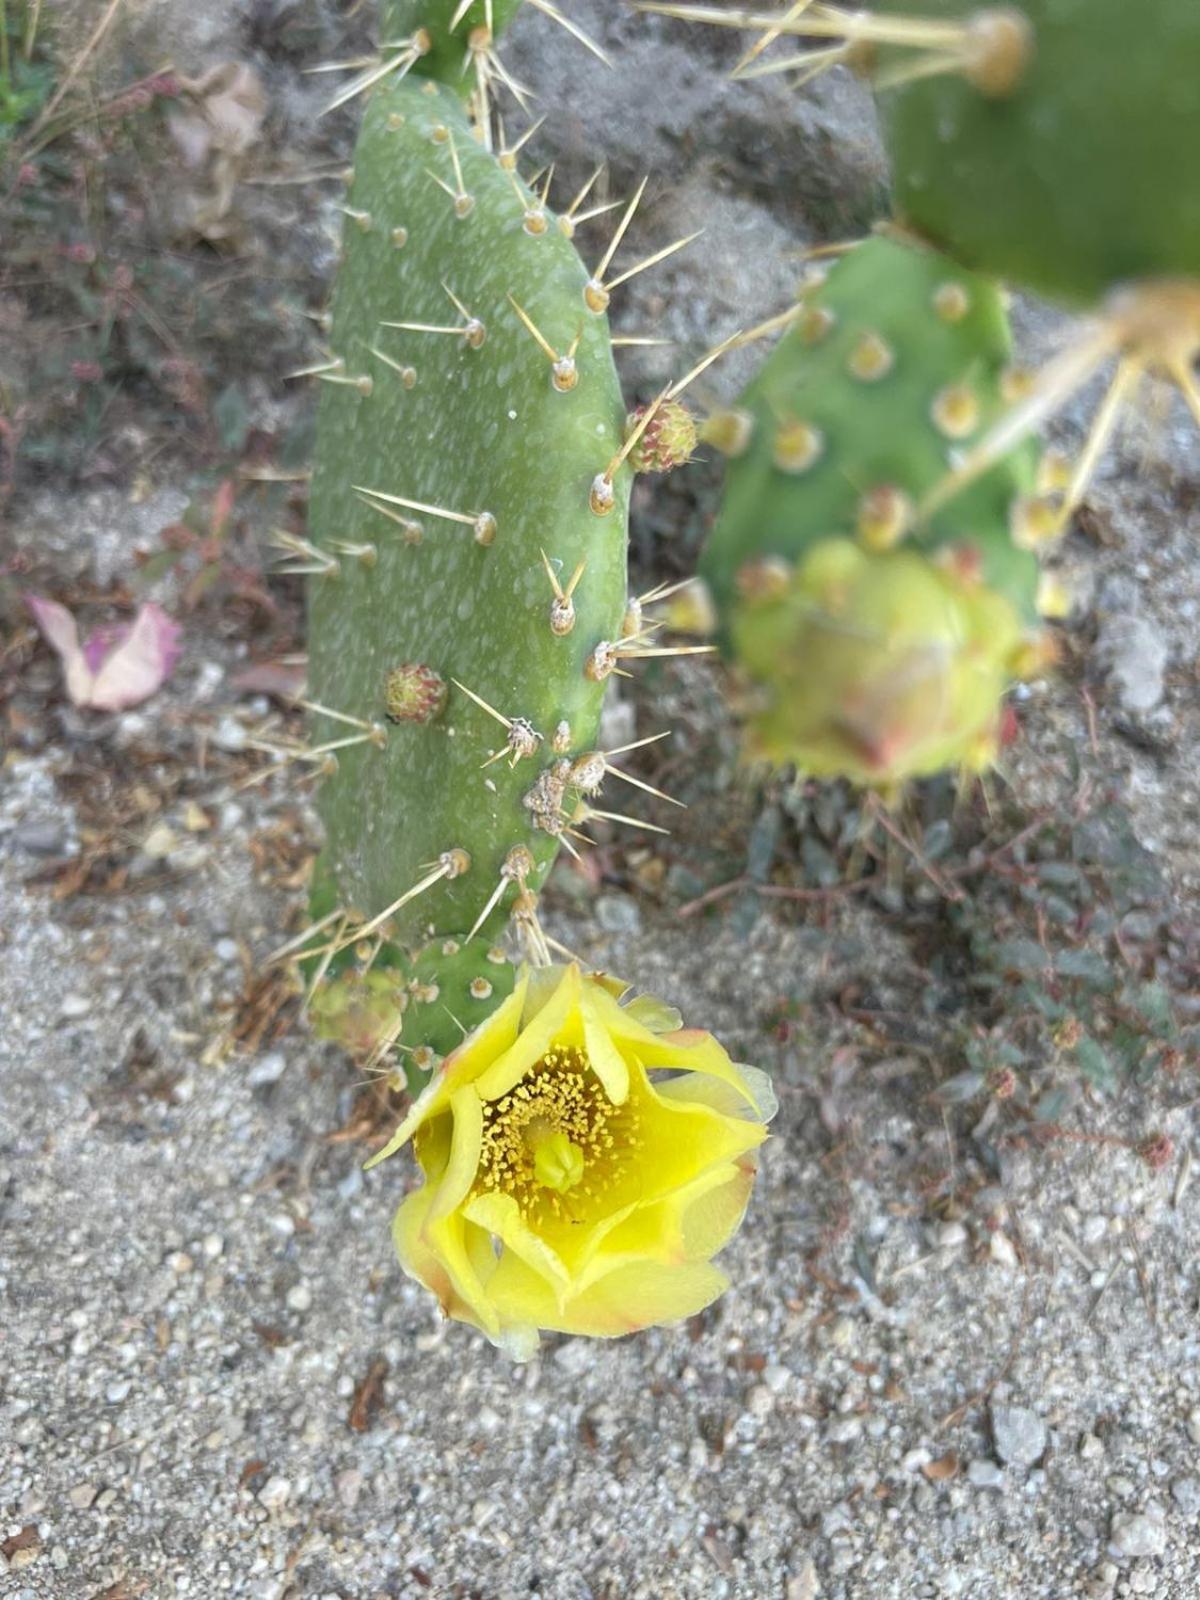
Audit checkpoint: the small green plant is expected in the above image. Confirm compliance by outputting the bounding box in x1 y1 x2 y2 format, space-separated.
932 795 1193 1111
0 0 53 149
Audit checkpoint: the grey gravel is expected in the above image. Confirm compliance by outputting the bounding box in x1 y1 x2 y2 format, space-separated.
1095 612 1170 713
8 819 67 857
594 892 644 936
991 1404 1048 1468
1110 1506 1168 1560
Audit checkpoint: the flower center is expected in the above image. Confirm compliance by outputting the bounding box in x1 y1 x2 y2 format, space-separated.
475 1045 634 1220
531 1130 585 1194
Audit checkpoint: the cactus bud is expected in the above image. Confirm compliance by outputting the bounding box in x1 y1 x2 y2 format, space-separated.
624 399 699 473
384 663 448 724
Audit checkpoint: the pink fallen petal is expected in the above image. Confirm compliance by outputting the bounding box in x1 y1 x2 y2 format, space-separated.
81 623 129 675
88 603 182 711
25 594 94 707
26 595 182 711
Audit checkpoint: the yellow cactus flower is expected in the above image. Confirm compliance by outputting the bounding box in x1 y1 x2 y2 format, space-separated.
367 963 776 1359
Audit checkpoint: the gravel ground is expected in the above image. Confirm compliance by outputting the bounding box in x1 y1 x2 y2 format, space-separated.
3 3 1200 1598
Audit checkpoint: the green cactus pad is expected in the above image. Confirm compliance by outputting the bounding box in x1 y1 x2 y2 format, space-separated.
874 0 1200 305
306 76 629 950
311 933 517 1084
699 233 1050 786
382 0 523 94
701 233 1041 626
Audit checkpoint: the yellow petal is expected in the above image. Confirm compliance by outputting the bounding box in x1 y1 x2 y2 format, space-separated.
428 1086 483 1221
393 1186 498 1339
633 1026 766 1113
474 964 584 1101
655 1062 778 1123
486 1246 568 1331
423 1207 501 1338
392 1183 454 1304
486 1248 730 1339
578 1161 756 1291
581 994 630 1105
678 1160 757 1261
622 993 683 1033
365 974 528 1169
463 1190 571 1291
411 1107 452 1182
630 1062 766 1201
563 1258 731 1337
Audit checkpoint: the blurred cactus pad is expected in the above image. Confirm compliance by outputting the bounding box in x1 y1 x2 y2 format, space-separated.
874 0 1200 304
305 75 630 966
700 233 1050 786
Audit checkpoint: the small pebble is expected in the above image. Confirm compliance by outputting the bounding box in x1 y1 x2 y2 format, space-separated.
11 820 66 857
824 1417 861 1445
212 717 248 753
786 1556 820 1600
746 1385 774 1419
68 1484 97 1510
967 1460 1005 1489
286 1283 312 1313
248 1052 287 1087
594 893 642 935
257 1477 291 1511
989 1232 1018 1268
991 1404 1046 1467
1170 1476 1200 1516
335 1470 363 1508
59 994 91 1020
1110 1506 1166 1559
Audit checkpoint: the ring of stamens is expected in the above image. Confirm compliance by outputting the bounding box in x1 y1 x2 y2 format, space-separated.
475 1046 637 1222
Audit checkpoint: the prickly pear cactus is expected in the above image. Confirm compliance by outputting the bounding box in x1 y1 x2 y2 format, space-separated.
700 233 1053 786
874 0 1200 305
304 76 630 1009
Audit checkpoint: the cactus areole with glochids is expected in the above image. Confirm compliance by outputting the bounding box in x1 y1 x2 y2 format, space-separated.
873 0 1200 306
305 74 631 976
701 234 1056 788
